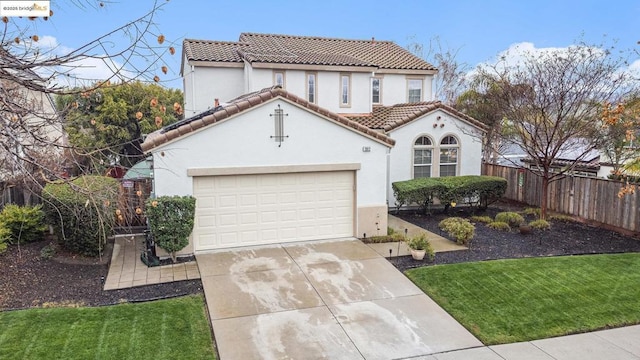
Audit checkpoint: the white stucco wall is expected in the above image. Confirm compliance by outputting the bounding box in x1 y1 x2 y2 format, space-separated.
387 109 484 207
381 74 435 105
248 69 372 114
151 98 390 208
183 65 244 117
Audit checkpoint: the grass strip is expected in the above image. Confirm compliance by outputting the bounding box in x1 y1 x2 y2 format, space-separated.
406 253 640 345
0 294 215 360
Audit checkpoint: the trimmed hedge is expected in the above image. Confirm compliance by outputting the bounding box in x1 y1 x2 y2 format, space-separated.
146 196 196 262
42 176 118 256
392 175 507 212
0 204 46 244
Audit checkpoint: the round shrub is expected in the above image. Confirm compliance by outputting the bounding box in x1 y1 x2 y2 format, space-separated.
529 219 551 230
42 176 118 257
521 207 541 217
0 204 46 244
487 221 511 231
495 212 525 227
470 215 493 224
438 217 475 245
146 196 196 262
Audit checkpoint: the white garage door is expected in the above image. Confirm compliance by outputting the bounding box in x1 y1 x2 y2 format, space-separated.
192 171 355 251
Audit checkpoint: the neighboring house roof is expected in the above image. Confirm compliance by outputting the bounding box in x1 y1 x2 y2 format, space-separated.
141 86 395 152
505 141 602 170
182 33 436 72
346 101 488 133
182 39 248 63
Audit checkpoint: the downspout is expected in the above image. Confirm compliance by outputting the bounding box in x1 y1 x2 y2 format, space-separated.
386 146 391 209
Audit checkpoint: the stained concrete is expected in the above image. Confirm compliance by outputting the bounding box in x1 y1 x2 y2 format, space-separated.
197 238 483 359
212 306 364 360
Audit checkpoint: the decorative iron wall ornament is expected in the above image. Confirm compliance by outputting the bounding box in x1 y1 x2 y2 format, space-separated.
270 104 289 147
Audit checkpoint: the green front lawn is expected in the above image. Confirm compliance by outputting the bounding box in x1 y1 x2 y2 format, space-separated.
0 295 215 360
406 253 640 345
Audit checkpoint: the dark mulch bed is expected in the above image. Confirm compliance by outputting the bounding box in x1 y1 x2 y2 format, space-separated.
0 240 202 311
392 201 640 271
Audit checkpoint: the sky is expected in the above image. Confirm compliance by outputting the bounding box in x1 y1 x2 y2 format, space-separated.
20 0 640 90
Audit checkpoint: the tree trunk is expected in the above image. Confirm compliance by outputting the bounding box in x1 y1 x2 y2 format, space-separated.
540 175 549 220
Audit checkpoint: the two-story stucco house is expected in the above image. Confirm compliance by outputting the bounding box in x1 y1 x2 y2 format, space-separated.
143 33 486 254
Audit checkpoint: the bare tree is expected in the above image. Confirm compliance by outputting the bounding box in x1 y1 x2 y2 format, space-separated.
407 36 469 105
0 0 177 202
477 41 638 219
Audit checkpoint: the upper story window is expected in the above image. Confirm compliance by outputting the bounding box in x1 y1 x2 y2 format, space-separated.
340 74 351 107
274 71 285 88
372 77 382 104
413 135 433 178
407 78 423 103
439 135 459 177
306 72 317 103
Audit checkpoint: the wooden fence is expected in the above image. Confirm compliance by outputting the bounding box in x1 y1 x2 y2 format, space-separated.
483 164 640 234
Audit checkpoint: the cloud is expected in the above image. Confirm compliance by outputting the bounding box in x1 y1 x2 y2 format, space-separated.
28 35 136 88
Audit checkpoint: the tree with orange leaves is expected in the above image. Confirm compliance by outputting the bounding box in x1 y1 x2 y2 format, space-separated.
0 1 179 201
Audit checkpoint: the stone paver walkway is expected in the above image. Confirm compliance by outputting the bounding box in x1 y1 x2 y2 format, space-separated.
103 235 200 290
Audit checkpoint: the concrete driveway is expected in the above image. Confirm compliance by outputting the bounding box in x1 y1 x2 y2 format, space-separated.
196 239 482 359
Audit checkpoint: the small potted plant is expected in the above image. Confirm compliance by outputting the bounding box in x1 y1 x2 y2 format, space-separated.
406 233 434 261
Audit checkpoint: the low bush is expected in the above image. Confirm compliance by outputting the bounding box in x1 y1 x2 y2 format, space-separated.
146 196 196 262
0 204 46 244
548 214 575 222
495 212 525 227
363 233 406 243
470 215 493 224
438 217 475 245
0 224 9 253
521 207 541 217
529 219 551 230
40 243 57 259
42 176 118 257
487 221 511 231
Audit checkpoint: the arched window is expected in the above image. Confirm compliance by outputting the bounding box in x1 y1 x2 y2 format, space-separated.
439 135 459 177
413 136 433 178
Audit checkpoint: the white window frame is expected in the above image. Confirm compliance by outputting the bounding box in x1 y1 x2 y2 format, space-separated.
306 72 317 104
413 135 433 179
439 135 459 177
274 71 286 88
340 73 351 107
371 77 382 104
407 78 423 103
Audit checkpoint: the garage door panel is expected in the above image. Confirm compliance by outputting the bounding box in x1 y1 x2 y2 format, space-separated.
219 195 237 208
193 171 355 251
219 214 238 226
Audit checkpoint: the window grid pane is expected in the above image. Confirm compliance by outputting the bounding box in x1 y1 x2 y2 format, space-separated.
408 79 422 103
440 165 456 177
372 78 380 103
341 76 349 104
440 148 458 164
414 149 432 165
307 74 316 103
414 165 431 178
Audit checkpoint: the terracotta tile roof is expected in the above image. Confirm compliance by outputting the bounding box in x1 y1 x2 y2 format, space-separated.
347 101 488 132
183 39 247 63
182 33 436 71
141 86 395 152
